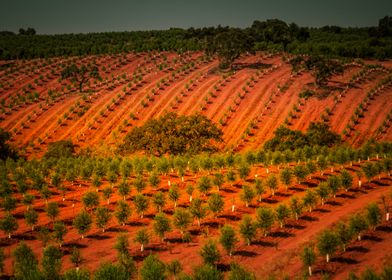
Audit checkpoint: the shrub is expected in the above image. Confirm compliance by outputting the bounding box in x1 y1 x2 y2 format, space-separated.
121 113 223 156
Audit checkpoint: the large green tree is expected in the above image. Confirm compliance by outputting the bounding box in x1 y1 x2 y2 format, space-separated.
121 113 223 156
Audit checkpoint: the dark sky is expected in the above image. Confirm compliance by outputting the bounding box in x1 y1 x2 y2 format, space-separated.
1 0 391 34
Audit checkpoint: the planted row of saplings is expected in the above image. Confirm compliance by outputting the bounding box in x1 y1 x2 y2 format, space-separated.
300 197 390 277
1 155 389 248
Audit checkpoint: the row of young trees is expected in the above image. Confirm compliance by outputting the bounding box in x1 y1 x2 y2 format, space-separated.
301 199 390 277
2 154 389 252
0 235 255 280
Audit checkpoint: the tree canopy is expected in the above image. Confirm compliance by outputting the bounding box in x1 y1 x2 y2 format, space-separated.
121 113 223 156
264 122 341 151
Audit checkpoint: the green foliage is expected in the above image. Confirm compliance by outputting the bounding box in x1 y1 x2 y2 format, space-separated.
240 185 255 207
70 247 83 268
256 206 275 236
219 225 238 256
81 191 99 211
153 213 171 241
193 264 223 280
275 204 291 228
173 208 192 234
140 255 166 280
317 230 340 262
290 196 303 220
265 174 278 196
189 198 206 226
52 221 67 246
301 245 316 268
95 207 111 232
166 260 182 279
335 221 352 251
44 140 74 159
264 122 341 151
228 263 255 280
200 240 220 265
134 228 150 251
42 245 62 280
93 263 130 280
280 168 292 190
168 184 180 207
133 194 149 218
206 28 254 69
13 242 41 280
198 176 212 196
63 269 90 280
0 128 18 160
121 113 223 156
0 213 18 238
115 200 131 226
366 203 382 229
303 189 317 212
61 64 101 92
73 210 92 238
208 193 224 217
46 201 59 222
340 169 353 191
153 191 166 212
239 215 257 245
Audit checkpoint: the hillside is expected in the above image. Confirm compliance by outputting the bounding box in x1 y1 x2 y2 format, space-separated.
0 52 391 158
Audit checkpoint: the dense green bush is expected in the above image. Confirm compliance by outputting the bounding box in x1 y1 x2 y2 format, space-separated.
121 113 223 156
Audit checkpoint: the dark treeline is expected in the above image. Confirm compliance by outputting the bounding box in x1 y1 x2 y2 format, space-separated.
0 17 392 60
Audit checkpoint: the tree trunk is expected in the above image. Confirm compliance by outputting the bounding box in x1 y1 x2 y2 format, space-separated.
197 218 200 227
308 266 312 276
326 254 330 263
280 222 283 228
358 180 362 188
387 212 390 221
358 234 361 241
102 228 105 233
232 204 235 212
141 244 144 252
107 199 110 205
8 233 11 239
168 180 171 186
189 195 192 202
321 199 325 206
81 234 84 239
295 213 298 221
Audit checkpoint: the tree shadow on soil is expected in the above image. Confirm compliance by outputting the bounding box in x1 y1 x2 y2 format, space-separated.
285 223 306 230
252 240 276 247
363 234 383 242
233 250 258 257
87 234 111 240
270 231 295 238
314 208 331 213
326 200 342 206
63 242 88 249
300 215 319 222
218 214 241 221
332 256 359 264
347 246 369 253
337 193 355 199
376 225 392 232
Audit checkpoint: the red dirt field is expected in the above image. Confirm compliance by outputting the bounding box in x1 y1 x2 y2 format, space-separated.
1 52 392 279
1 52 391 158
0 158 390 279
